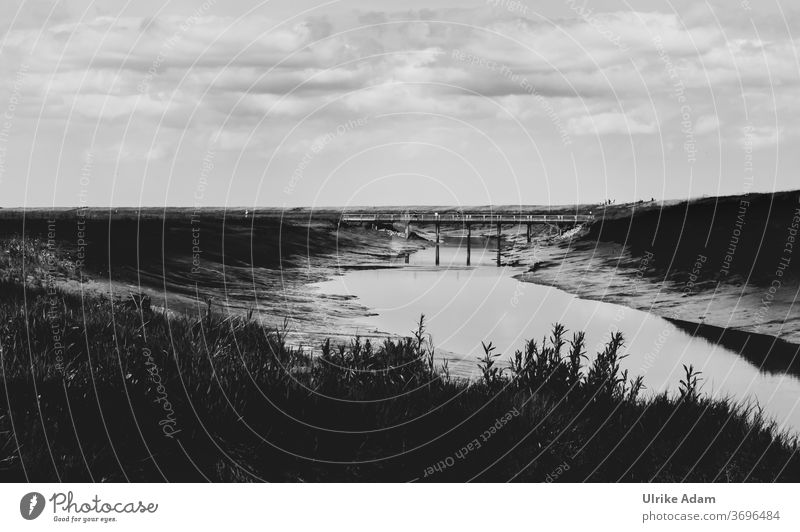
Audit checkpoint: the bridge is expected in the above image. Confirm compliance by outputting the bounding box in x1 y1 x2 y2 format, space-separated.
340 211 595 266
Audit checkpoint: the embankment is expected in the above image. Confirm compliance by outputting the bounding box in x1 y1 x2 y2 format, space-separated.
0 208 422 332
524 190 800 345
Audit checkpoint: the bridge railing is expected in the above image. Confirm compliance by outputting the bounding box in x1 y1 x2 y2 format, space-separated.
339 213 595 223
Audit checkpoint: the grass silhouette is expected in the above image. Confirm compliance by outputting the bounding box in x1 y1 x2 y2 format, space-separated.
1 279 797 482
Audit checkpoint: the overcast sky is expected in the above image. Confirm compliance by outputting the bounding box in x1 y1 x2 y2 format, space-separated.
0 0 798 208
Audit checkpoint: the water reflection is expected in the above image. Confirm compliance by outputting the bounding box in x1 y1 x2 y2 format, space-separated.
315 240 800 435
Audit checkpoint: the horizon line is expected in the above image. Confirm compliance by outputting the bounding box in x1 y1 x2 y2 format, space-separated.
0 188 795 211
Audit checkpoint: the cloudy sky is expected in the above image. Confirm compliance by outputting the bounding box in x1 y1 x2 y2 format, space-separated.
0 0 798 208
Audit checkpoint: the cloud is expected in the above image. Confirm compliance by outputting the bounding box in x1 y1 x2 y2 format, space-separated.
568 110 659 136
694 114 720 135
2 7 796 132
95 139 175 162
1 2 798 207
741 125 783 149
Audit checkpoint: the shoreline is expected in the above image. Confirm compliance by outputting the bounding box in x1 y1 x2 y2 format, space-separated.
2 221 800 481
294 231 800 372
510 235 800 347
2 275 797 481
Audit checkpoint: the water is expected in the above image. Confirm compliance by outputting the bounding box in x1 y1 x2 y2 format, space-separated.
312 239 800 435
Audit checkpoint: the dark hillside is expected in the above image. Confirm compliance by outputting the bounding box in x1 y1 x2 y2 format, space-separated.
582 191 800 284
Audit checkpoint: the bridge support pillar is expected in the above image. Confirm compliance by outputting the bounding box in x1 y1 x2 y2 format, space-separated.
466 223 471 266
405 223 410 239
526 223 531 243
496 222 502 267
435 222 440 266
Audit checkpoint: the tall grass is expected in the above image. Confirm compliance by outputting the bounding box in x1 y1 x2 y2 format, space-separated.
0 280 798 482
0 236 81 286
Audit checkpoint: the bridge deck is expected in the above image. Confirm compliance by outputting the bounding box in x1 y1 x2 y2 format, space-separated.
340 212 594 224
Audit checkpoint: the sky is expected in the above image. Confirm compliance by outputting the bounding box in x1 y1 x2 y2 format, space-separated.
0 0 798 208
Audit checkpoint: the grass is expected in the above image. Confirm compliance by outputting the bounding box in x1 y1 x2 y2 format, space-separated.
0 236 82 286
1 277 798 482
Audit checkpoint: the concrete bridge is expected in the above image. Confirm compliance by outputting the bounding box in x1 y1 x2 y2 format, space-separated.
340 211 595 266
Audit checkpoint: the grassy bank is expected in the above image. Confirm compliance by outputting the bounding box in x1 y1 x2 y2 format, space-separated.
1 279 797 482
0 211 425 337
581 190 800 284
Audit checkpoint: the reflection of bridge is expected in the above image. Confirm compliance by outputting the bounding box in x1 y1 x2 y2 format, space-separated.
340 211 595 266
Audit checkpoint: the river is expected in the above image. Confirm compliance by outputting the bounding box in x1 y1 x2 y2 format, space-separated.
312 237 800 436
